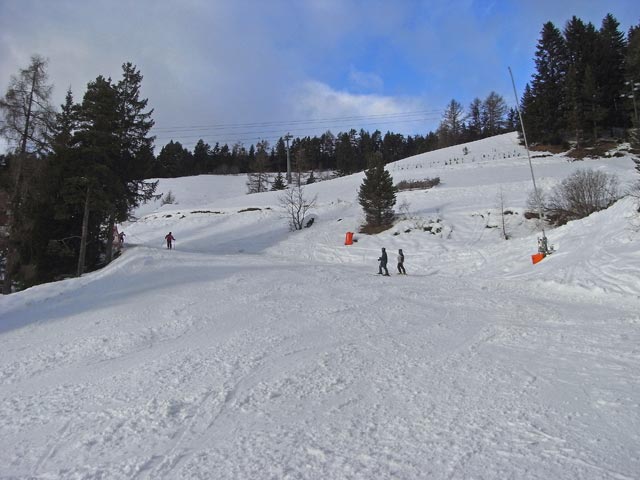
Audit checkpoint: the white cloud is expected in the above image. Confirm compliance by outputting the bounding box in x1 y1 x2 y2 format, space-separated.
293 80 416 115
288 80 436 136
348 67 384 93
1 0 636 152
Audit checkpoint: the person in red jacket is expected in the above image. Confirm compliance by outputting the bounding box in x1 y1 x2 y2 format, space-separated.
165 232 175 249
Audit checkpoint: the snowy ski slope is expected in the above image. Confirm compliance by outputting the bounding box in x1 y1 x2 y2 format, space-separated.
1 132 639 479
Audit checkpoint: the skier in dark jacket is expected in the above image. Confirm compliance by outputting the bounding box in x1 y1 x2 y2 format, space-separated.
165 232 175 249
397 249 406 274
378 247 389 276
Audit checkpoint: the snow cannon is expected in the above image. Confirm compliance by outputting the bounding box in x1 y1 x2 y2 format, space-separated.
531 252 545 264
532 235 554 264
345 232 354 245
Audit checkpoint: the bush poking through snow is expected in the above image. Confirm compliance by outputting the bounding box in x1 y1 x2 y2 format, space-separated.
396 177 441 191
398 199 411 219
535 169 620 226
160 190 176 205
279 184 317 231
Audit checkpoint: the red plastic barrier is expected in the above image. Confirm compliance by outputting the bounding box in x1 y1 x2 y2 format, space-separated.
345 232 354 245
531 253 545 264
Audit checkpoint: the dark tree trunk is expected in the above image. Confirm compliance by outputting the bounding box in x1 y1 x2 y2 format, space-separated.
77 185 91 277
105 213 115 264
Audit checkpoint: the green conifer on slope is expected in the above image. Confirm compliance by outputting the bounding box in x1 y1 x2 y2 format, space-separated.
358 153 397 230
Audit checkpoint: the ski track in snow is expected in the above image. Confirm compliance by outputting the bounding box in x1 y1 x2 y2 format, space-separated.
2 259 638 479
1 133 639 479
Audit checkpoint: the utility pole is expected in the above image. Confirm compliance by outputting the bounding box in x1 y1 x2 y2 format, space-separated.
284 133 292 184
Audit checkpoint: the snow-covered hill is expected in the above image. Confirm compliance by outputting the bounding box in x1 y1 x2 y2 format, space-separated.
1 132 639 479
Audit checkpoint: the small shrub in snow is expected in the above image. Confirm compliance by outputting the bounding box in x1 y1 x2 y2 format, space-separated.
279 185 317 231
398 199 411 219
161 190 176 205
396 177 441 191
271 172 287 191
532 169 620 226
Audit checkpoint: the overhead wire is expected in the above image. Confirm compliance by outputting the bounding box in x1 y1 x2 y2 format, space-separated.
151 108 445 146
153 116 441 142
152 109 443 132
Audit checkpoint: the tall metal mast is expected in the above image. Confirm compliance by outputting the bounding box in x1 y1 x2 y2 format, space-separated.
508 67 549 252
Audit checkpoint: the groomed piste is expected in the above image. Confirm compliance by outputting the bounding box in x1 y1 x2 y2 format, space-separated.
1 132 639 479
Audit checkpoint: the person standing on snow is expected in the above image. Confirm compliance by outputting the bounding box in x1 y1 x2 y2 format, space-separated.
165 232 175 249
378 247 389 276
397 249 406 275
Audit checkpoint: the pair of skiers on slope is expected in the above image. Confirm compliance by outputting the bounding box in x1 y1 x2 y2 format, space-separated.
378 247 406 276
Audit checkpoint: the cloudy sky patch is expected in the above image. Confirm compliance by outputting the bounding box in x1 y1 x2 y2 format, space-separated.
0 0 638 151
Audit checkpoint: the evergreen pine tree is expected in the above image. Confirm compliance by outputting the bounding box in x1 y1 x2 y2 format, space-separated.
271 171 286 190
596 14 627 130
155 140 192 177
563 17 598 144
274 137 287 172
32 89 82 281
193 139 211 174
506 108 519 131
103 63 158 262
627 23 640 129
530 21 568 143
520 83 540 141
628 23 640 85
335 130 358 175
583 65 607 141
73 75 121 272
320 131 336 170
231 142 248 173
358 153 397 230
113 62 158 215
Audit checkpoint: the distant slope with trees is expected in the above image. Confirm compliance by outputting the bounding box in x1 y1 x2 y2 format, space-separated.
2 12 638 291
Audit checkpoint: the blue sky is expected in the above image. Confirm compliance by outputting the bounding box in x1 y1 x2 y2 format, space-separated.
0 0 638 152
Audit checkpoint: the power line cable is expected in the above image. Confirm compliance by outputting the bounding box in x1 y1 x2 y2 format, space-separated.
152 108 444 133
153 117 439 140
152 113 444 145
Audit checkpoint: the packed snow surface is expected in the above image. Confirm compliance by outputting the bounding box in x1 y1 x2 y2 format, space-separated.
1 132 639 479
